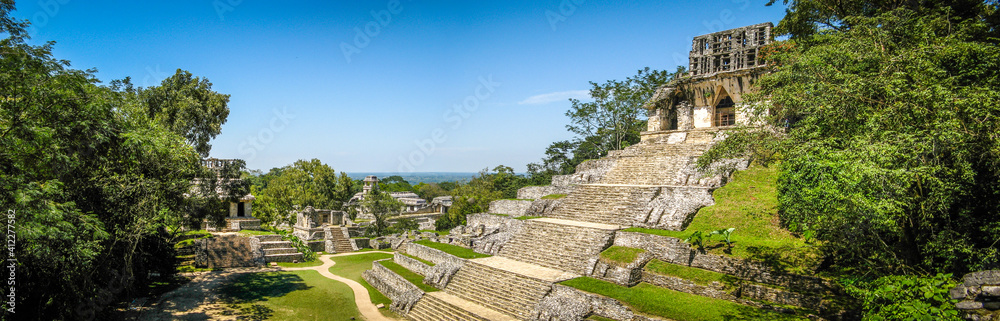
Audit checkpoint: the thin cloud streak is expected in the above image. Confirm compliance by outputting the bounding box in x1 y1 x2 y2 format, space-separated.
518 90 589 105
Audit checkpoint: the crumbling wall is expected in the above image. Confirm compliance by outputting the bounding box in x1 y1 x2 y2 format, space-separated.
362 259 423 314
952 270 1000 320
194 234 262 268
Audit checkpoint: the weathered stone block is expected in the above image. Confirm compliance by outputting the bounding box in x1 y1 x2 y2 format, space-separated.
966 270 1000 287
959 300 986 310
953 286 970 299
980 285 1000 297
488 199 532 216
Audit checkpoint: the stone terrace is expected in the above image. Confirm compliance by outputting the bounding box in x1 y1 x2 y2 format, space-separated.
393 126 736 320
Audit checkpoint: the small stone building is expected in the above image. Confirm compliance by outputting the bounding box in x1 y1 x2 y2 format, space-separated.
644 23 773 141
348 176 437 218
197 158 260 231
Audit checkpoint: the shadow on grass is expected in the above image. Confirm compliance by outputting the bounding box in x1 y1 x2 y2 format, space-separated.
217 272 311 320
720 303 803 321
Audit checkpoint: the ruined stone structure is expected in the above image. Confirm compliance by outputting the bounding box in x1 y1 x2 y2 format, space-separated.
357 23 851 321
348 175 441 218
195 158 260 231
952 270 1000 320
290 205 357 253
645 22 772 139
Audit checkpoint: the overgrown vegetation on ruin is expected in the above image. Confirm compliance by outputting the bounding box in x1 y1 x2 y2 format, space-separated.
697 0 1000 319
414 240 491 259
561 277 804 321
623 165 822 274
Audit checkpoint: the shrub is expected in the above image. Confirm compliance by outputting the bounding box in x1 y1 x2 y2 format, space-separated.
844 273 961 321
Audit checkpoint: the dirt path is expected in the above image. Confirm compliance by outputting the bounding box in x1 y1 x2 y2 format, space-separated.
139 251 399 321
280 251 398 321
139 267 275 321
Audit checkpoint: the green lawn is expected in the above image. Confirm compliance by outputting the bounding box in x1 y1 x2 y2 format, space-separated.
413 240 491 259
645 260 736 288
622 165 821 274
401 253 436 266
237 229 278 236
276 260 325 268
540 193 567 199
599 246 647 264
561 277 804 321
419 229 450 235
217 270 359 320
380 260 439 292
327 252 397 318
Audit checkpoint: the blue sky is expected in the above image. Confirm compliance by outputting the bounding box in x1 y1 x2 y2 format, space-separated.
12 0 787 173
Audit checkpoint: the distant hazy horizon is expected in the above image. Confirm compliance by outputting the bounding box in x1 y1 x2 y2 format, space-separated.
346 172 480 185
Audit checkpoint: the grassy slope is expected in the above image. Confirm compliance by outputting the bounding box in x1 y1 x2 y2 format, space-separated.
380 260 440 292
645 259 735 287
562 277 804 321
237 229 277 236
414 240 491 259
401 253 436 266
623 165 821 273
599 246 647 264
218 270 359 320
327 252 397 317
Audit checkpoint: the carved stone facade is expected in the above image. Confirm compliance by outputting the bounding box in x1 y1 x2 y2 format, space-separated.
644 23 773 141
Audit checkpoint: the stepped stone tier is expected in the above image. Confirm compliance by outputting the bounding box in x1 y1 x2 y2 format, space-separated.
362 22 790 321
256 234 303 263
498 219 617 275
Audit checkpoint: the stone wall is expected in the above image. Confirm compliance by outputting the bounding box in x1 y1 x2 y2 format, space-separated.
488 199 532 216
524 199 563 216
401 242 466 288
394 252 431 276
361 259 423 314
194 234 262 268
305 240 324 252
465 213 525 255
613 231 833 293
516 158 618 200
591 251 654 287
534 284 669 321
518 185 575 200
952 270 1000 320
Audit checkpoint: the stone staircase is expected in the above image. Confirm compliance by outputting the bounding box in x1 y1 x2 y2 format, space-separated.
544 184 661 226
498 218 618 275
328 227 354 253
601 145 711 186
407 292 517 321
395 129 731 320
443 257 573 320
256 234 303 263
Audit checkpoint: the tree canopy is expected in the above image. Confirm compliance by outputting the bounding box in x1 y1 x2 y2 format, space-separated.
249 159 356 225
0 1 232 318
705 0 1000 276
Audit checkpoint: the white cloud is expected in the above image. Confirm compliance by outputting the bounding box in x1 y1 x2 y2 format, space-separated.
518 90 589 105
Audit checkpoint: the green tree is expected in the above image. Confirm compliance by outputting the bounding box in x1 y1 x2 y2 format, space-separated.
360 189 403 236
250 159 355 225
0 1 213 317
702 3 1000 275
528 68 675 183
565 67 667 158
379 175 414 192
436 166 516 230
414 182 450 201
141 69 231 157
